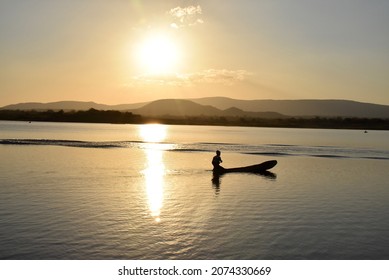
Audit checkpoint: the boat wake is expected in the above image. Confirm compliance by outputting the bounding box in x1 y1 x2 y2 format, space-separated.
1 138 389 160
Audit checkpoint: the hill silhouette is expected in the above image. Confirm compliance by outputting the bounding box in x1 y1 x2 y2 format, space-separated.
132 99 220 116
1 98 388 119
1 101 147 111
131 99 286 118
192 97 389 119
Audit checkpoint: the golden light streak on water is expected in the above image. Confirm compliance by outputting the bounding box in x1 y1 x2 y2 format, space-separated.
139 124 167 222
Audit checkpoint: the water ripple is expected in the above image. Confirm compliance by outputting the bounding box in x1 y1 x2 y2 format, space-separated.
1 138 388 160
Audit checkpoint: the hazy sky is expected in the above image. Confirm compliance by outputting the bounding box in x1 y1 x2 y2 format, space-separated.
1 0 389 106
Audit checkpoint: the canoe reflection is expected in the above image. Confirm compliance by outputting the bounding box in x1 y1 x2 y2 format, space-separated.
211 171 277 194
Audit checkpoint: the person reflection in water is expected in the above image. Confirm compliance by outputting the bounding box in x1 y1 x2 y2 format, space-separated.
212 174 221 195
212 150 224 195
212 150 223 171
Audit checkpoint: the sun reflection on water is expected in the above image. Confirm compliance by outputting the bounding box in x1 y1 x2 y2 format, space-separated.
139 124 168 222
139 123 167 143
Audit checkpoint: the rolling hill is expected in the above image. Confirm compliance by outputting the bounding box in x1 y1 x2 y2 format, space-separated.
0 101 147 111
1 98 388 119
131 99 286 118
192 97 389 119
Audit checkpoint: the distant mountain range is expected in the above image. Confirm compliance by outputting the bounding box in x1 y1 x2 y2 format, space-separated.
1 97 389 119
0 101 147 111
191 97 389 119
131 99 286 119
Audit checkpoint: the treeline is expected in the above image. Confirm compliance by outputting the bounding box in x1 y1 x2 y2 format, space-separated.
149 116 389 130
232 116 389 130
1 109 389 130
0 108 142 124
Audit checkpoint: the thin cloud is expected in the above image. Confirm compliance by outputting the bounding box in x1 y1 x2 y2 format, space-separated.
186 69 251 85
168 5 204 28
130 69 251 86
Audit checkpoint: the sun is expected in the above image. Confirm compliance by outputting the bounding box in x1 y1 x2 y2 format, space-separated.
135 33 180 75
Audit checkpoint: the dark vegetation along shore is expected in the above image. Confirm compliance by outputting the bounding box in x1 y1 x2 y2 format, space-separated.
1 108 389 130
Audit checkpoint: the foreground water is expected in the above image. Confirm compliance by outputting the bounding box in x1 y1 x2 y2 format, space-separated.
0 121 388 259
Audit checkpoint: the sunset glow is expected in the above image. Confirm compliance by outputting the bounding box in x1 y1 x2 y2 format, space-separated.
1 1 388 105
135 34 180 75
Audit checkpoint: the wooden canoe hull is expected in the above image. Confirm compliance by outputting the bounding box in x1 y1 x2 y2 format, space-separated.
214 160 277 174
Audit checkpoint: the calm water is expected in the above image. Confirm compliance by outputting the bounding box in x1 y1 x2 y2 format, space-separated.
0 121 388 259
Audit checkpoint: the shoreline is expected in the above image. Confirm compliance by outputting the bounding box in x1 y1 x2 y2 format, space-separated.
1 109 389 130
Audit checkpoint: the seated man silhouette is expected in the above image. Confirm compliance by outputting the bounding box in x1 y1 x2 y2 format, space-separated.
212 150 223 172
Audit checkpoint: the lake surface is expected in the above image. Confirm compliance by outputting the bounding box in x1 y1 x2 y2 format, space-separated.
0 121 388 259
